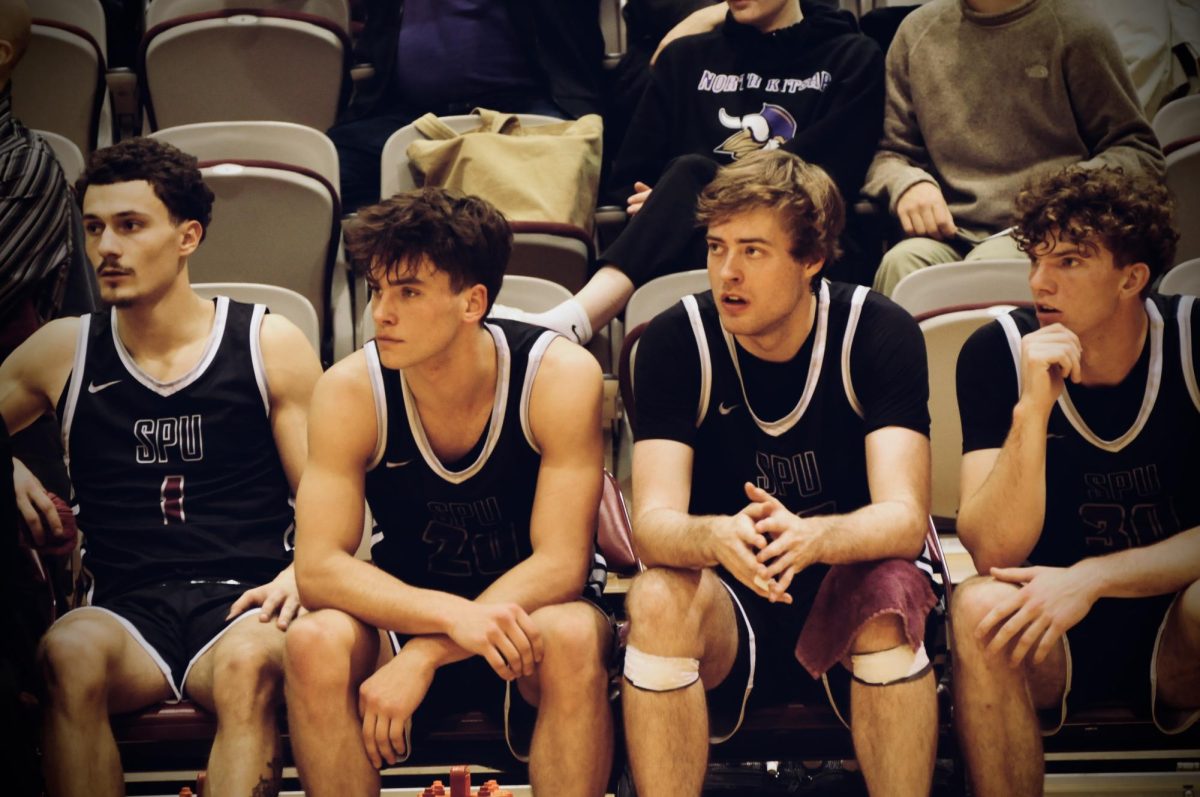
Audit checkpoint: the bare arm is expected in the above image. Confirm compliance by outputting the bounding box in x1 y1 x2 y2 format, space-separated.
957 324 1082 572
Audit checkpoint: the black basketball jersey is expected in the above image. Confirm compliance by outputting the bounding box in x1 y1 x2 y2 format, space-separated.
364 320 606 600
56 297 294 602
994 295 1200 567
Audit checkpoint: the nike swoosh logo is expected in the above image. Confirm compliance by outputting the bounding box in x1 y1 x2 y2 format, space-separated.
87 379 121 393
385 459 414 468
1047 433 1065 440
718 402 740 415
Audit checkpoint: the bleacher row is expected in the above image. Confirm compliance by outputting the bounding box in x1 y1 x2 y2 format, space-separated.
13 0 1200 794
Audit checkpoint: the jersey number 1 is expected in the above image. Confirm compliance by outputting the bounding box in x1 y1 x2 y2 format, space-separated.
161 475 185 524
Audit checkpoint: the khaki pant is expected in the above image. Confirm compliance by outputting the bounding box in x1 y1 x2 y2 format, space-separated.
873 234 1026 296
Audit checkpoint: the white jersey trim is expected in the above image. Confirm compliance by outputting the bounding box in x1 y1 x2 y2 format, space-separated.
112 296 229 396
401 323 511 485
519 329 560 454
59 313 92 473
249 303 270 415
722 280 831 438
364 341 388 470
682 295 712 428
1055 298 1163 453
1179 296 1200 413
998 313 1024 396
180 608 265 698
841 285 869 419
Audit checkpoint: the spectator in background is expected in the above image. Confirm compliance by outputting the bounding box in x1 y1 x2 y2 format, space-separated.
333 0 605 213
862 0 1164 296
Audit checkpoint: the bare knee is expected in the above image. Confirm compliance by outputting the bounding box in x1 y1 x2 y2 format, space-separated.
284 611 359 694
850 613 908 655
37 622 110 708
950 576 1019 648
625 567 710 641
211 633 283 715
532 604 608 686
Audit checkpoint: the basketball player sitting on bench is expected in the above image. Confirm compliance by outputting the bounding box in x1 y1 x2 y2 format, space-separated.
284 188 615 797
0 137 322 797
952 166 1200 797
621 149 939 797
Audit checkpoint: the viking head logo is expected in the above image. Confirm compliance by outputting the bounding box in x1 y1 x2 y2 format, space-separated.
714 103 799 159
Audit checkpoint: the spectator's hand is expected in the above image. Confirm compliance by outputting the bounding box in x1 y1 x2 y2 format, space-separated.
627 181 653 216
445 602 543 680
1018 323 1082 417
226 566 305 630
13 457 65 546
896 182 957 240
652 3 727 64
358 648 435 767
977 565 1096 667
707 488 788 602
746 483 823 602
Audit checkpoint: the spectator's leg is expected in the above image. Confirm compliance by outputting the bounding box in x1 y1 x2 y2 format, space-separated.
185 615 287 797
848 613 937 797
1155 580 1200 727
964 235 1026 262
328 113 415 213
951 575 1067 797
38 610 175 797
872 238 962 296
284 609 383 797
519 602 614 797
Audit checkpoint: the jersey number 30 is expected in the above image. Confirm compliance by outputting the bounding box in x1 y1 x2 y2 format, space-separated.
160 475 186 524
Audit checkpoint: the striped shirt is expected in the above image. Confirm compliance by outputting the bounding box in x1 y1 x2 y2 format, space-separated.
0 84 74 325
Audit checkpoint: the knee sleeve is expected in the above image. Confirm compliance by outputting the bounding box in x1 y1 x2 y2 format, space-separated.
622 644 700 692
849 643 931 686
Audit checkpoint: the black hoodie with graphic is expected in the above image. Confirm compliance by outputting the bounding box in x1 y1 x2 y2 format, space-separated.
609 1 884 206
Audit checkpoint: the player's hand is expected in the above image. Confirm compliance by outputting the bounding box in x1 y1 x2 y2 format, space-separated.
707 489 787 602
445 601 543 681
13 457 65 546
976 565 1096 667
745 483 825 603
896 181 956 240
1018 323 1082 416
626 181 653 216
226 566 305 630
358 648 435 768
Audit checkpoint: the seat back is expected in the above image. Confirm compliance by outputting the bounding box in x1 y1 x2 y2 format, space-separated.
624 269 709 333
1159 257 1200 296
141 8 348 131
145 0 350 32
149 123 343 363
11 10 106 154
1152 93 1200 154
32 129 85 184
891 258 1030 316
1167 140 1200 264
192 282 320 351
918 304 1019 522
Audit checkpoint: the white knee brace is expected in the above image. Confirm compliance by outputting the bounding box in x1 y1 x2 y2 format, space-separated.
849 643 931 686
623 644 700 692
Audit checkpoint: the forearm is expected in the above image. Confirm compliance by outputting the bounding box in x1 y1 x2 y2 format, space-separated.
1074 527 1200 601
957 402 1051 571
808 499 926 565
634 505 723 569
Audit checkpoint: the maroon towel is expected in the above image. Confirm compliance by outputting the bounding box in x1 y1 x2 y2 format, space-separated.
794 558 936 678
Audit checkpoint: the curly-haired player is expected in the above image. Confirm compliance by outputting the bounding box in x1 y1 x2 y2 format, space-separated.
952 165 1199 796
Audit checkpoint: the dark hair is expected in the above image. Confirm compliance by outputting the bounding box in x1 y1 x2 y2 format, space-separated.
1013 166 1177 294
343 187 512 314
696 150 843 293
75 137 215 240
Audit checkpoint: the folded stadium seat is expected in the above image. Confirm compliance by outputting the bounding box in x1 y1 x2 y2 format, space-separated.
148 121 352 364
890 258 1031 317
11 0 108 154
31 129 84 184
192 282 320 351
1167 140 1200 264
139 0 350 131
380 114 596 294
1158 256 1200 296
108 469 639 793
1152 93 1200 156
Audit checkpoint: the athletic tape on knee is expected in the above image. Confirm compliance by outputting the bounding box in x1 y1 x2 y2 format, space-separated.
850 643 930 686
623 644 700 692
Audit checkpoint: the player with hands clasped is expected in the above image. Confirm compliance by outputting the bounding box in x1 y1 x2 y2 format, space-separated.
284 188 614 797
952 166 1200 797
0 138 322 797
620 150 939 797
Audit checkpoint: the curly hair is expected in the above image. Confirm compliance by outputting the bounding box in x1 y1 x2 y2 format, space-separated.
695 150 843 293
75 137 215 240
1013 166 1177 293
343 187 512 314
